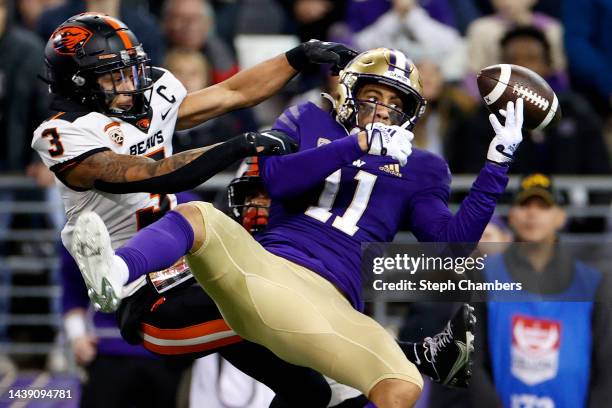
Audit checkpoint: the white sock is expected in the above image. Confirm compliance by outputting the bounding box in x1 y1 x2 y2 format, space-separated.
113 255 130 286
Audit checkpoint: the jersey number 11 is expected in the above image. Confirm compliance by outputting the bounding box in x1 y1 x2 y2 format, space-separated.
305 170 377 236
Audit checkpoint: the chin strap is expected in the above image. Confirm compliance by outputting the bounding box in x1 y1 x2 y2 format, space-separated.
320 92 337 109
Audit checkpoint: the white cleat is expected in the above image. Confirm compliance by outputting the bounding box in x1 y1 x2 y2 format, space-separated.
72 212 123 312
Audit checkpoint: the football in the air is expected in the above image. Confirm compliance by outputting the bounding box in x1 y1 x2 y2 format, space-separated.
477 64 561 130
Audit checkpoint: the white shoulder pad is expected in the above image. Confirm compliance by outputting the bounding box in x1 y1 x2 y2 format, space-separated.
32 112 113 172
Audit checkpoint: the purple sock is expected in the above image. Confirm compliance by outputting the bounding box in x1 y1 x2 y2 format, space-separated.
116 211 195 283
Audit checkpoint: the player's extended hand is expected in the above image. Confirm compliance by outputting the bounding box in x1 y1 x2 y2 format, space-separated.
301 40 358 73
244 130 298 156
487 98 524 166
71 335 98 365
364 123 413 166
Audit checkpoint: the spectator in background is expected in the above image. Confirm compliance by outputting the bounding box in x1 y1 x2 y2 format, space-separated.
465 0 566 86
275 0 348 92
0 0 49 173
16 0 64 30
162 0 259 146
164 48 256 153
277 0 346 42
455 26 611 175
562 0 612 117
163 0 238 84
477 215 513 255
0 0 51 352
164 48 210 95
410 60 476 167
36 0 164 65
210 0 240 49
342 0 479 36
351 0 467 81
467 173 612 408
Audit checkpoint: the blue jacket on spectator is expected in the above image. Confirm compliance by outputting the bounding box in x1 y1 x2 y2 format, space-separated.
562 0 612 102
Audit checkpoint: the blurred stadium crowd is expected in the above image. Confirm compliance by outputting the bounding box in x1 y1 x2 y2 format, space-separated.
0 0 611 407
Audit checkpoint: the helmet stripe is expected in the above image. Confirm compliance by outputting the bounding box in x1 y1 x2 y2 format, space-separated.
393 50 407 72
103 16 133 49
388 51 396 69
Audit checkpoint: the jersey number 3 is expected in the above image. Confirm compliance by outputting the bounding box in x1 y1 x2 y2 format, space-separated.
42 128 64 157
305 170 377 236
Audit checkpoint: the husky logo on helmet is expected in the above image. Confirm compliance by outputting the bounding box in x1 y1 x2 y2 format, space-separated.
51 26 93 55
333 48 426 130
43 13 154 121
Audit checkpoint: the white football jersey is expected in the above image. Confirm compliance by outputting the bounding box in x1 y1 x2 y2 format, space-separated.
32 67 187 254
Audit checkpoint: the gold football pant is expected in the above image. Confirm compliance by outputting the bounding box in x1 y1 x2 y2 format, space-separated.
185 202 423 395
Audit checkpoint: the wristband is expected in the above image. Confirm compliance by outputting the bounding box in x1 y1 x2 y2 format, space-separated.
64 312 87 341
285 43 309 71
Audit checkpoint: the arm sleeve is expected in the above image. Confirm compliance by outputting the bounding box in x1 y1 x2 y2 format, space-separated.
407 162 509 242
93 135 253 194
260 136 364 199
259 104 364 199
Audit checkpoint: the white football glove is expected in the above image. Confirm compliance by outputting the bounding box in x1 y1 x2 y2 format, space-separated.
487 98 524 166
365 123 413 166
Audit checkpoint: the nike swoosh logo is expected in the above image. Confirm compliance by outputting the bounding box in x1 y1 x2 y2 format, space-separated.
443 335 473 386
161 108 171 120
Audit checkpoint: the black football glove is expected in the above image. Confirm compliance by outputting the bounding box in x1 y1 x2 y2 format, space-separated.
286 39 358 74
243 130 298 156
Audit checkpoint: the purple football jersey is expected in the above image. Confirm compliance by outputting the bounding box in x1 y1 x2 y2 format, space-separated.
256 102 508 310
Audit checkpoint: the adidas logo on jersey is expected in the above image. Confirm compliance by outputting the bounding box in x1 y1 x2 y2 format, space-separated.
379 164 402 177
317 137 331 146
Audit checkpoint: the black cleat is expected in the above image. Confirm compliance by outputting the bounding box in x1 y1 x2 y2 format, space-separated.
412 303 476 388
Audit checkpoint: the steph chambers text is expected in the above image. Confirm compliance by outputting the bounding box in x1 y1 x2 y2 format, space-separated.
372 279 523 292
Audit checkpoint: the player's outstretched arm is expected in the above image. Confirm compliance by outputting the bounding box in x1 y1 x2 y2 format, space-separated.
176 41 357 130
261 126 412 199
261 131 369 199
409 99 524 243
61 132 296 194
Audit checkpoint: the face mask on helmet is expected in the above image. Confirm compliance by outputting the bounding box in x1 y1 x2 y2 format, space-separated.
228 177 270 233
227 157 271 234
334 48 426 131
351 79 424 128
92 52 154 119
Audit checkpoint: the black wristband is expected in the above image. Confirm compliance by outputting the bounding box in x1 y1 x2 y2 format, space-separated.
285 43 309 71
94 135 253 194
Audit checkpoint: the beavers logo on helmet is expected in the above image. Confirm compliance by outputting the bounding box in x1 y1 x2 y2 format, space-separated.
51 26 93 55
